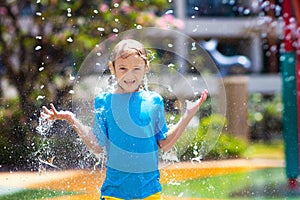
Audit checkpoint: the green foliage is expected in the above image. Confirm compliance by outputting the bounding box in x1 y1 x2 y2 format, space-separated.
0 98 34 169
248 93 282 140
242 140 284 159
177 114 247 161
0 0 178 170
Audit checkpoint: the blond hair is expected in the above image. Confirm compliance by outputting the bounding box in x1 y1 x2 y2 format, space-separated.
111 39 148 67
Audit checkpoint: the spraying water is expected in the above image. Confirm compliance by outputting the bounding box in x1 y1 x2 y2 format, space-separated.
35 28 224 173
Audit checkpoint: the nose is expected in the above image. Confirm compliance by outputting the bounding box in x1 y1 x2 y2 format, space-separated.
124 69 135 79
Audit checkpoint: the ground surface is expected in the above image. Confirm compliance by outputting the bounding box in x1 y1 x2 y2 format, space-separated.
0 158 285 200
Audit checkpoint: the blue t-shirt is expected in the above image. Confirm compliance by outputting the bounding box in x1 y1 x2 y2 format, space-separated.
93 90 168 199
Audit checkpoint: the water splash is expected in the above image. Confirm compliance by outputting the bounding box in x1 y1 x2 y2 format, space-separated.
35 113 106 173
36 116 54 136
35 117 57 172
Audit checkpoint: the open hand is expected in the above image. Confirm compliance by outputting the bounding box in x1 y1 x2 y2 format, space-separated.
185 89 208 116
41 103 74 123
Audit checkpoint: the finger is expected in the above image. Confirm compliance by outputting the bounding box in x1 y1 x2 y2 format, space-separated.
42 106 52 115
40 112 49 118
50 103 58 115
199 90 208 104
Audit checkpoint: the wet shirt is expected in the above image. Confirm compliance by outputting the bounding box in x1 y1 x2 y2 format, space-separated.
93 90 168 199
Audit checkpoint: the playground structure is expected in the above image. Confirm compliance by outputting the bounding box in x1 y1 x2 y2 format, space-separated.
199 0 300 190
281 0 300 190
199 39 251 77
200 39 251 141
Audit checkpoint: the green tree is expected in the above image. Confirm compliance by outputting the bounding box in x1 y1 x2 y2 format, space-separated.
0 0 177 169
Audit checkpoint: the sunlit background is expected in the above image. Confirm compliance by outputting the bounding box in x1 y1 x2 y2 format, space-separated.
0 0 299 199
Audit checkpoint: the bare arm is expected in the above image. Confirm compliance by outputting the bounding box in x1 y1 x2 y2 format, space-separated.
41 104 102 154
158 89 208 152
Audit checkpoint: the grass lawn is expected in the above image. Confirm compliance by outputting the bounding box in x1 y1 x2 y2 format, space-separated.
242 140 284 160
0 141 289 200
162 167 300 200
163 140 294 200
0 189 79 200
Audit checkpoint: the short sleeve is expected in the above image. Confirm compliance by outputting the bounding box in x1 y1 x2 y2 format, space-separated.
93 95 108 147
154 95 168 141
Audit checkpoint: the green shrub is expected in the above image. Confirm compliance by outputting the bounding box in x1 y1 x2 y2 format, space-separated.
248 93 282 141
0 98 33 170
176 114 247 161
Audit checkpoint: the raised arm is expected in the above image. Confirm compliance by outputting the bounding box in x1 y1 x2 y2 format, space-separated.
41 103 102 154
158 89 208 152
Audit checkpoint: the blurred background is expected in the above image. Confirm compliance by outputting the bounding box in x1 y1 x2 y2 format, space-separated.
0 0 292 171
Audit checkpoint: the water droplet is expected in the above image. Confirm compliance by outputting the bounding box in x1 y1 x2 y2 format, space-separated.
243 9 250 15
270 45 277 52
279 56 285 62
165 10 173 15
288 57 295 63
36 95 45 100
275 5 281 15
69 74 75 80
113 28 119 33
39 67 44 71
168 63 175 68
69 90 74 94
36 35 42 40
178 192 184 197
114 3 119 8
36 12 42 16
97 27 105 32
67 37 73 43
136 25 142 29
193 27 198 32
35 46 42 51
67 8 72 17
285 76 295 82
93 10 99 14
168 43 173 48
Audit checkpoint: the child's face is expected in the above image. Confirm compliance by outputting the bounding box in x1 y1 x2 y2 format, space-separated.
111 54 148 93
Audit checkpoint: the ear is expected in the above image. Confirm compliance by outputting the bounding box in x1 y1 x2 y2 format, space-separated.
109 61 115 75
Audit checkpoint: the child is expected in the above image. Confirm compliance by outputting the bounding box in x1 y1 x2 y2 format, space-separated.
42 39 208 200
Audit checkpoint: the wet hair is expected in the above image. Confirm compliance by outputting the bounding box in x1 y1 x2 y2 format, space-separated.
110 39 148 67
